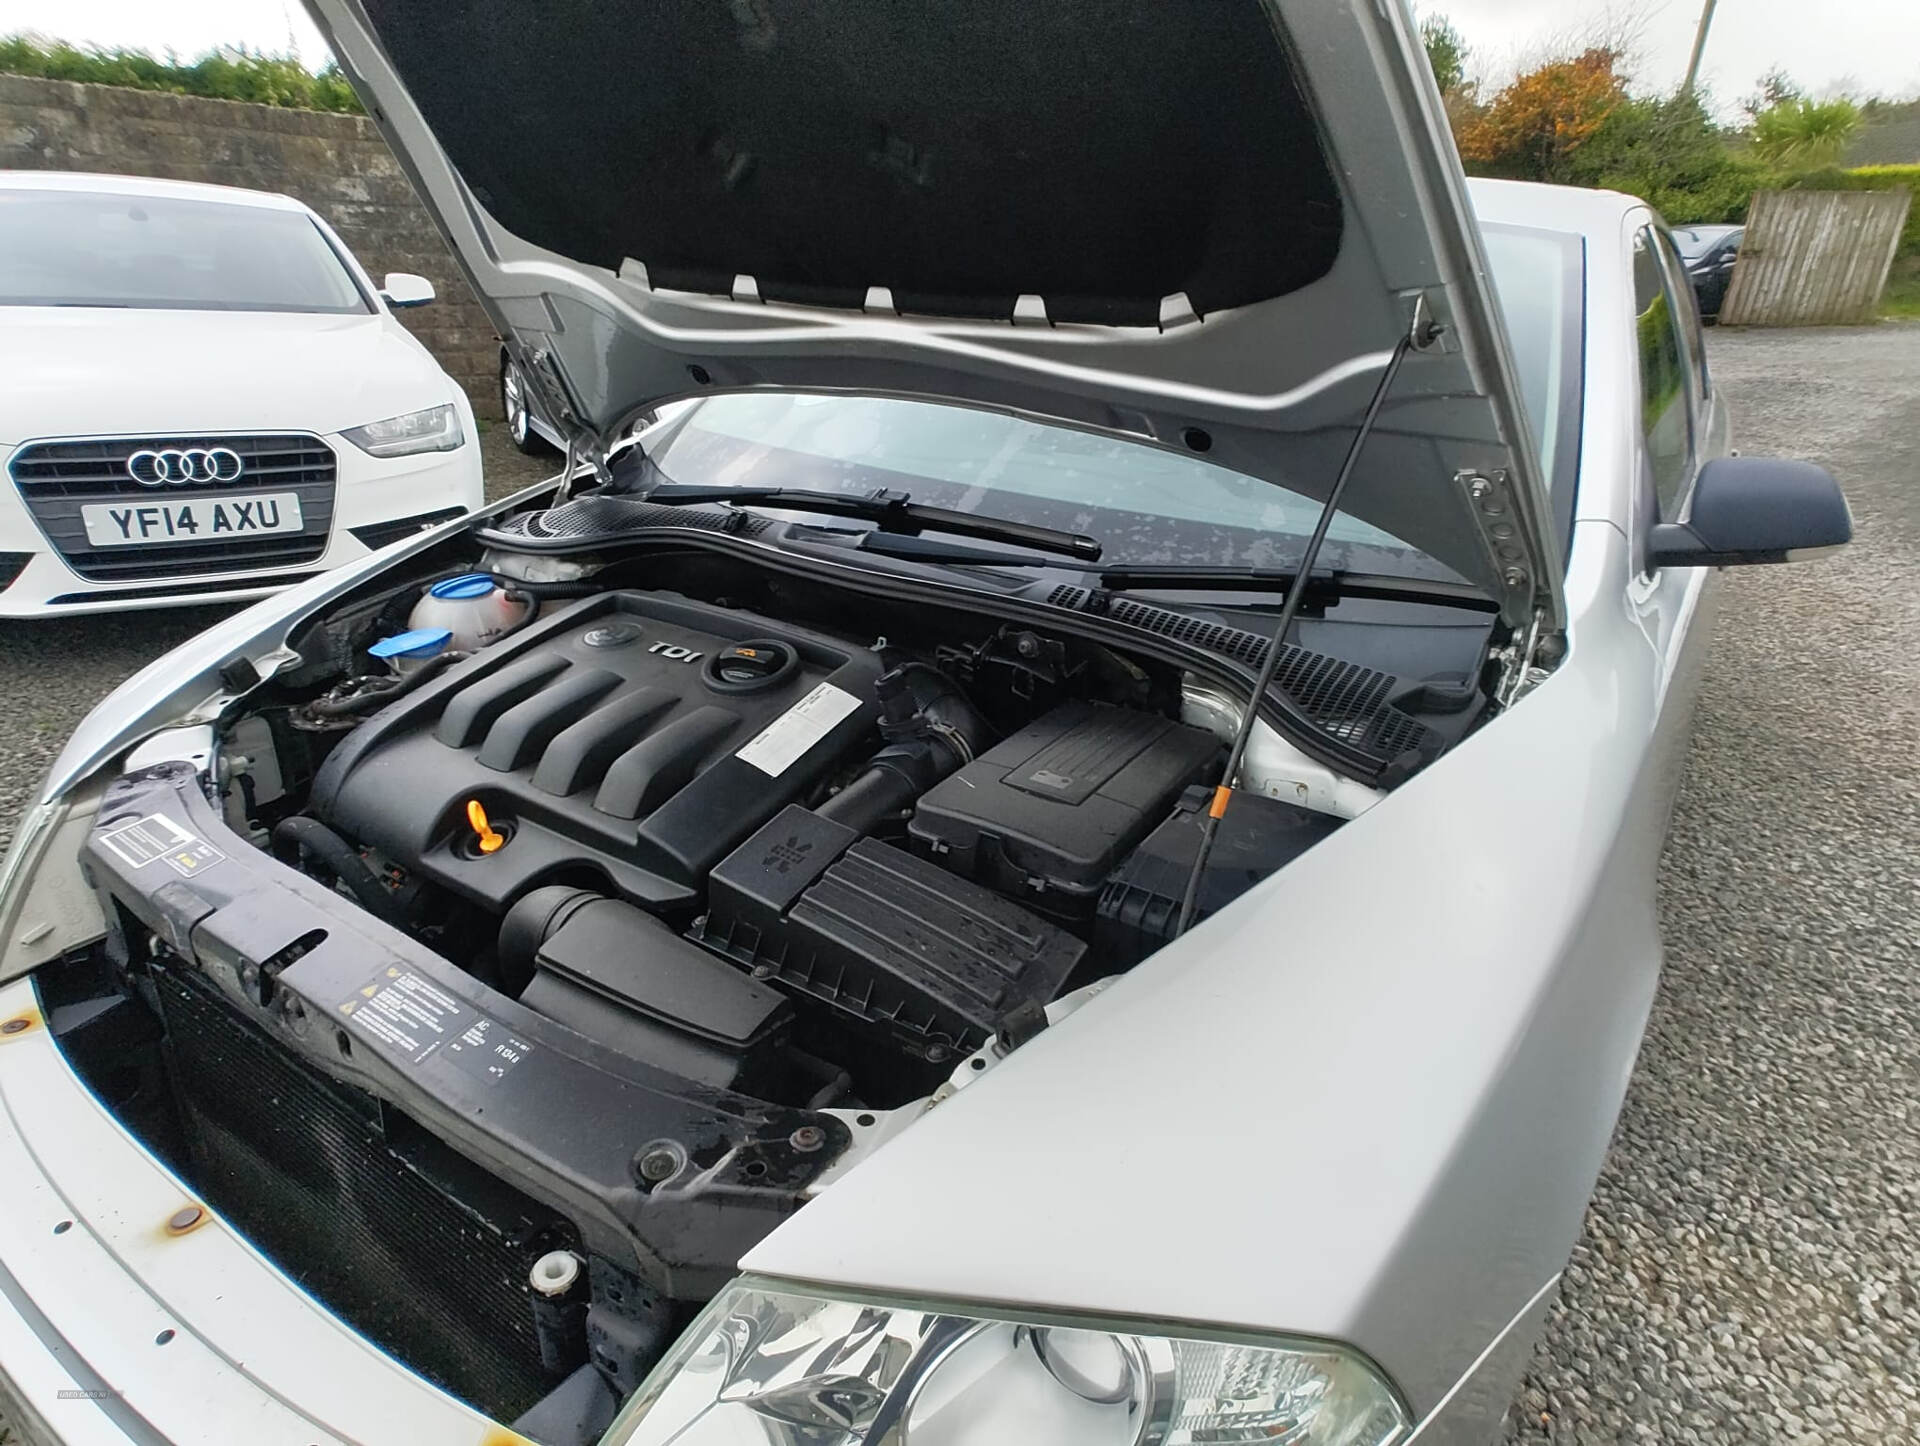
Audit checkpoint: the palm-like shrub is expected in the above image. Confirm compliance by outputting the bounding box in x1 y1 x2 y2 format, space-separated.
1752 98 1864 170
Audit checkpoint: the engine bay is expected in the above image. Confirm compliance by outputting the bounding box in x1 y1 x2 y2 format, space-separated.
218 584 1296 1109
52 508 1496 1435
217 572 1386 1111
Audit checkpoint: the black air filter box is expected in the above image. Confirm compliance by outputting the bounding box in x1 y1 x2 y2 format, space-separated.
696 806 1084 1058
908 702 1220 915
502 888 794 1094
1095 785 1343 965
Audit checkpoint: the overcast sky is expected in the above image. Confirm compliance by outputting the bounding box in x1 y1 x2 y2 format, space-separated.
9 0 1919 117
1432 0 1920 111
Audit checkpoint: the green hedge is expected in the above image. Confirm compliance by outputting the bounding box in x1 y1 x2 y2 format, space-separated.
0 37 362 114
1622 157 1773 230
1640 163 1917 259
1779 164 1920 258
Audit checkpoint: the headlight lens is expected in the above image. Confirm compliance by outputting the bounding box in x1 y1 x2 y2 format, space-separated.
605 1279 1410 1445
341 403 463 457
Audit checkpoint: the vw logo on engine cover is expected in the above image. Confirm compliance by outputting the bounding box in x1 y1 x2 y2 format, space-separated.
125 447 245 487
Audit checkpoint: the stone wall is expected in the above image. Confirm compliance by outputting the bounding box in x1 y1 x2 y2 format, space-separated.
0 74 500 417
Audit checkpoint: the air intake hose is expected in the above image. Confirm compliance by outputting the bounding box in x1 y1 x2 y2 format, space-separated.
816 661 991 835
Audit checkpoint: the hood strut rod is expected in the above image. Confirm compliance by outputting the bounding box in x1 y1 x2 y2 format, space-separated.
1172 322 1425 939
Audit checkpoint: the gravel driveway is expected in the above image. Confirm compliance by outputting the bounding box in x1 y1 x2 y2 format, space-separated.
0 334 1915 1442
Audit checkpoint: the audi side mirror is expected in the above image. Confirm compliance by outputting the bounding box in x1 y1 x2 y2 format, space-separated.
380 272 435 309
1649 457 1852 569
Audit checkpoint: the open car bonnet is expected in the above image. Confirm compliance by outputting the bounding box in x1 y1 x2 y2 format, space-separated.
306 0 1562 632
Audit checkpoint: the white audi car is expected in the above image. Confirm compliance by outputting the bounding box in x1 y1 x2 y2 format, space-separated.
0 171 483 616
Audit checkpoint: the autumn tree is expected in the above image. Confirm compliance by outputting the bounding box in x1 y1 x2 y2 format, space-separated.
1455 47 1628 184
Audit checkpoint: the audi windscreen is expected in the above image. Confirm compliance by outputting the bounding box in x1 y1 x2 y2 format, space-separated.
0 188 373 313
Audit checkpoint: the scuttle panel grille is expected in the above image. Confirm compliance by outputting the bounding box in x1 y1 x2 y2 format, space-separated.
1044 585 1440 763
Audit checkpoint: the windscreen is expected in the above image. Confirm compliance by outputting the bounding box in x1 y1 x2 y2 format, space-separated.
646 393 1460 582
1481 224 1581 492
638 217 1585 583
0 191 370 312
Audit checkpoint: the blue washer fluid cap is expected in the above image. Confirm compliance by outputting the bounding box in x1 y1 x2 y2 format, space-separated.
429 572 497 600
369 626 454 660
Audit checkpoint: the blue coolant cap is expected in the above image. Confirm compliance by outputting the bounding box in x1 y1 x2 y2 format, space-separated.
429 572 496 600
369 626 454 660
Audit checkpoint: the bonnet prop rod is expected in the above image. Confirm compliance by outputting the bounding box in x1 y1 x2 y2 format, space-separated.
1171 307 1439 938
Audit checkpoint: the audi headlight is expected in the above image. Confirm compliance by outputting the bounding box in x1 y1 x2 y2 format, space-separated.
605 1279 1411 1445
341 403 463 457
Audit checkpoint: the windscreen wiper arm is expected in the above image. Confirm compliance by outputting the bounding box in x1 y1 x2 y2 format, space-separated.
639 482 1102 562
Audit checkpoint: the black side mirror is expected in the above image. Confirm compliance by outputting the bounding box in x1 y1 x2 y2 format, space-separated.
1649 457 1851 569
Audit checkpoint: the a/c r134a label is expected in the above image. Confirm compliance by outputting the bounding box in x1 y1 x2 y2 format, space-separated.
339 967 530 1083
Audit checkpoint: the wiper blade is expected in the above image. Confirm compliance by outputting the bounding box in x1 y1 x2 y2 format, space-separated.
640 482 1101 562
1096 564 1331 590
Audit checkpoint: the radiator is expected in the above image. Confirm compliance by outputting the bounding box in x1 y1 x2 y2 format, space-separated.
153 967 575 1420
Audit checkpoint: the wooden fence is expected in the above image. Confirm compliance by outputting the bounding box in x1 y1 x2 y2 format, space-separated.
1721 189 1912 326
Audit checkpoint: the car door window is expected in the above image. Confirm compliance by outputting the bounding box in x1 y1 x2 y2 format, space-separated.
1633 228 1697 517
1653 227 1711 398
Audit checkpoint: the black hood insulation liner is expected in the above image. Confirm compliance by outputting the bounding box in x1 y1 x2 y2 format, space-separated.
362 0 1342 326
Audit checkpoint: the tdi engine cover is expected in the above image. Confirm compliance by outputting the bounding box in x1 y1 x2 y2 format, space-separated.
311 592 883 913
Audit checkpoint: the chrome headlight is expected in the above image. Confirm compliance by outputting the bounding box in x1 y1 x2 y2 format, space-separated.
606 1279 1410 1445
341 403 464 457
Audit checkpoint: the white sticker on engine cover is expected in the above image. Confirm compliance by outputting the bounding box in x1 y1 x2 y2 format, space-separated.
735 682 862 777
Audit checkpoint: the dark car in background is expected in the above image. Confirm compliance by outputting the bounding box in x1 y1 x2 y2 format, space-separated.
1674 223 1744 321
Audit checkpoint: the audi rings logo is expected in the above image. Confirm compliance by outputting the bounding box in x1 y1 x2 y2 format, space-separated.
125 447 245 487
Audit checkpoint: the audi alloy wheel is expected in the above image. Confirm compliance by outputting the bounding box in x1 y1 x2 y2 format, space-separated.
500 353 552 457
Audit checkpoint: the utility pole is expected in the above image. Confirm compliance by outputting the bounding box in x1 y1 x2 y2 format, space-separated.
1682 0 1720 96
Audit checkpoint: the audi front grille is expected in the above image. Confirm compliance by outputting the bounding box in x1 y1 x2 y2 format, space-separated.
7 433 337 583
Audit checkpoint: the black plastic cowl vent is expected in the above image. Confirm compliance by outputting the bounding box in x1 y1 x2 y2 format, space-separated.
1047 584 1093 611
1044 584 1441 767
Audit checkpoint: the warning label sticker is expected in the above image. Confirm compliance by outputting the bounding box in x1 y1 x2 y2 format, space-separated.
338 967 530 1081
97 812 226 879
735 682 862 777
